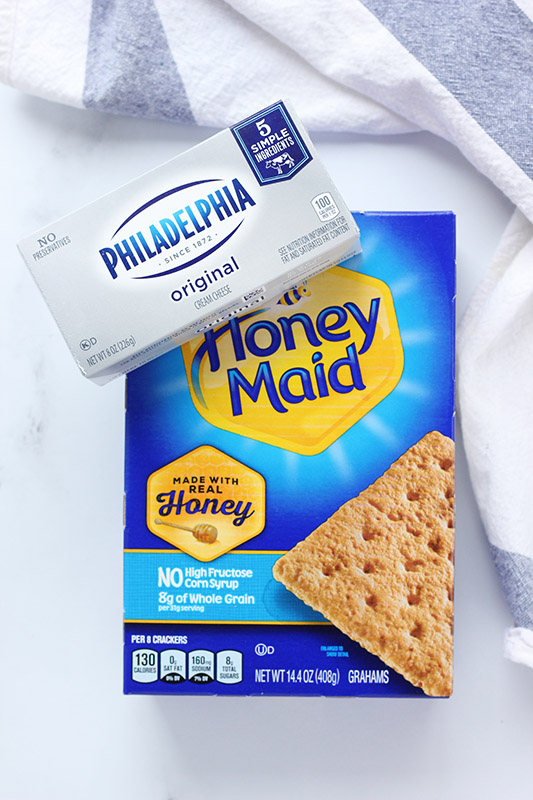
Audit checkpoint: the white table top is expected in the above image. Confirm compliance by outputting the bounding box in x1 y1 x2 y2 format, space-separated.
1 83 532 800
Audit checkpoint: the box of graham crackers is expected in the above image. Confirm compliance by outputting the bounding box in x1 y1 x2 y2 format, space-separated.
124 211 455 697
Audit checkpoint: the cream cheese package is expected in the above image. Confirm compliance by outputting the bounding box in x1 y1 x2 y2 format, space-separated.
17 100 360 384
124 211 456 697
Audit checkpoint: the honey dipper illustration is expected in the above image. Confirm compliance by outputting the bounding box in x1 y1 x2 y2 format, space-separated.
154 517 218 544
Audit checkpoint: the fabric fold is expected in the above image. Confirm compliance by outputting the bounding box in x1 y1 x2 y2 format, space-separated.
0 0 16 85
504 627 533 669
458 210 533 668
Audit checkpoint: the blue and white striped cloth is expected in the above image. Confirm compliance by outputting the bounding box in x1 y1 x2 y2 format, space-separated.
2 0 532 668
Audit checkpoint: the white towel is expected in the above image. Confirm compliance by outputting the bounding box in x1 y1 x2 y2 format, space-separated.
1 0 532 667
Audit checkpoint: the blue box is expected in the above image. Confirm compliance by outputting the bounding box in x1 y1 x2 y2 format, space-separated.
124 211 455 696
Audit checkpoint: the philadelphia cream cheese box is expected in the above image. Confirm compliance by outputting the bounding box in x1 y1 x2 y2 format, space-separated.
18 100 360 384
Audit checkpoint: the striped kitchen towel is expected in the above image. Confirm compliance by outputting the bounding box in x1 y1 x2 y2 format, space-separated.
1 0 532 669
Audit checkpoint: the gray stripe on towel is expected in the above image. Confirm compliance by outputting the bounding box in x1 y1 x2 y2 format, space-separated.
361 0 533 180
83 0 194 123
490 544 533 630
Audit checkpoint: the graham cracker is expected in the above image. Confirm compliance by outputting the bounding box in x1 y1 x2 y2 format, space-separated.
273 431 454 696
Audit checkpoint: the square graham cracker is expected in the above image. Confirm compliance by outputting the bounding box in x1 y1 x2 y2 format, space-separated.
273 431 455 696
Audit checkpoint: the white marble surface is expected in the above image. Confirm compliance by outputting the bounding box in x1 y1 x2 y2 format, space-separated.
1 83 532 800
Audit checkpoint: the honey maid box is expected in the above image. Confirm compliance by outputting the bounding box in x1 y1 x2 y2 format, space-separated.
124 211 456 697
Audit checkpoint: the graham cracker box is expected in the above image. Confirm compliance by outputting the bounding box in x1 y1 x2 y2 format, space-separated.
18 100 359 384
124 211 456 697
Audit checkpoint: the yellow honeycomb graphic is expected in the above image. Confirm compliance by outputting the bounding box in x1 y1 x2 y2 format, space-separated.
146 445 265 561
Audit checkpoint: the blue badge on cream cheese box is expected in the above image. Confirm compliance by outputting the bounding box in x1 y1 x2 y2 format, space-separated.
123 211 456 698
231 102 312 184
